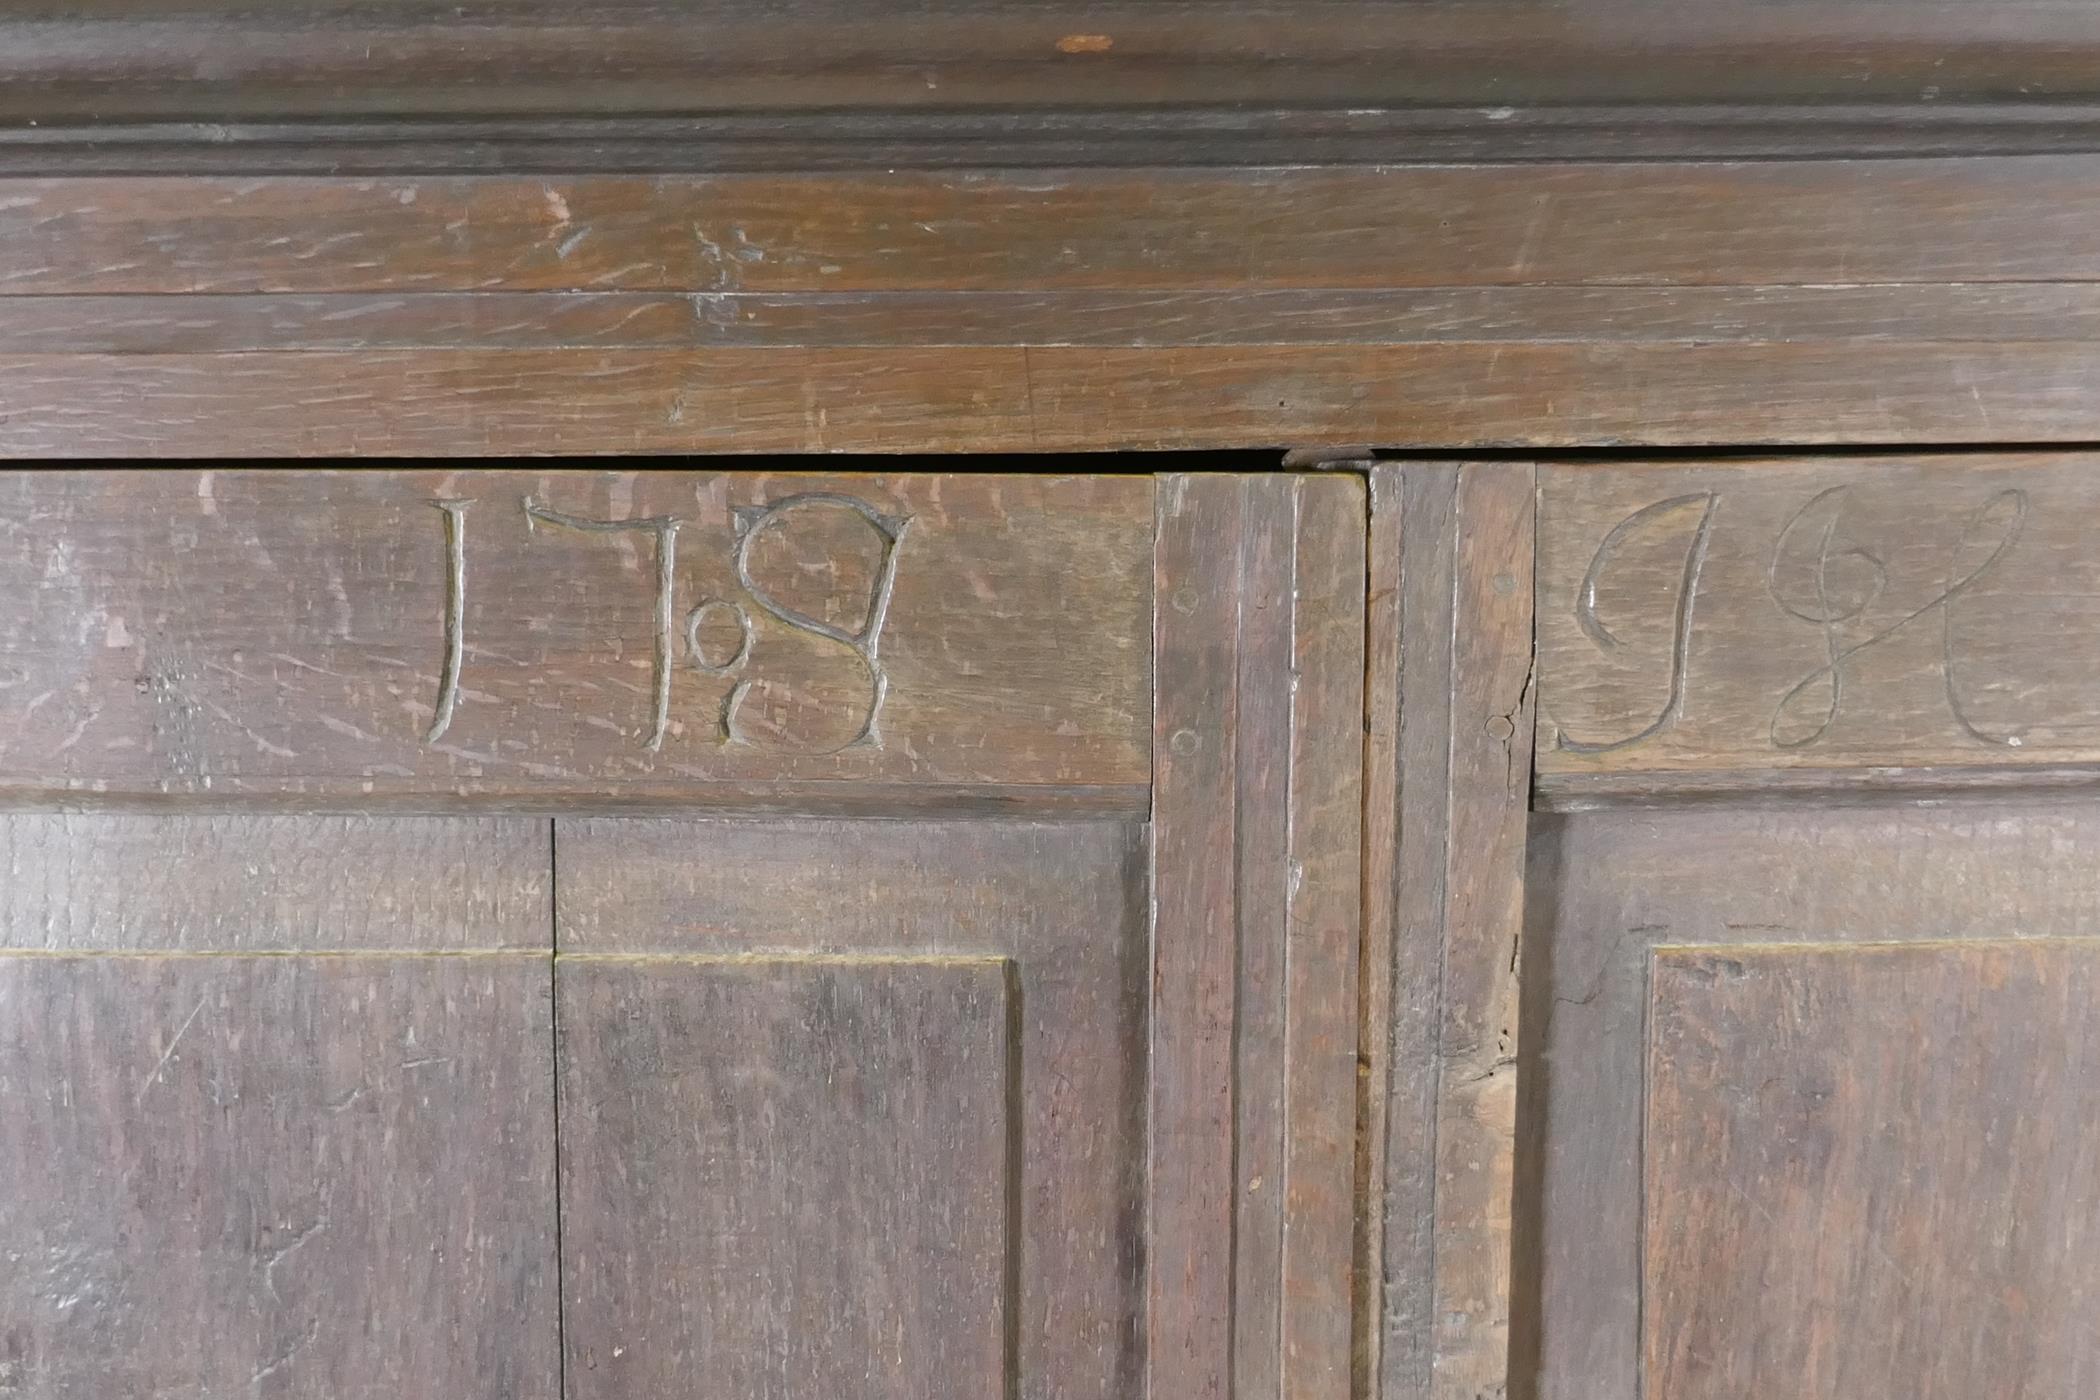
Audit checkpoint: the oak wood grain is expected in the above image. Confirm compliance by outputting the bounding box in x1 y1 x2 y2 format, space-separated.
554 816 1147 1400
1647 941 2100 1400
18 285 2100 354
1519 801 2100 1400
6 343 2094 455
1538 454 2100 803
0 951 558 1399
13 164 2100 296
557 954 1015 1399
1356 462 1403 1399
6 164 2100 453
1149 475 1245 1400
1366 462 1536 1400
1152 472 1366 1400
0 814 549 950
0 469 1149 810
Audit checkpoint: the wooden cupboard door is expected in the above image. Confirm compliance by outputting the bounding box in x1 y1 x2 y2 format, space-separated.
0 466 1367 1399
546 471 1367 1400
0 815 561 1400
1526 455 2100 1400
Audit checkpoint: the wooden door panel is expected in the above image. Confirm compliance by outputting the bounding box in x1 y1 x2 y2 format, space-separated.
553 817 1146 1400
558 955 1015 1398
1645 940 2100 1400
1521 802 2100 1400
0 954 558 1400
0 815 559 1400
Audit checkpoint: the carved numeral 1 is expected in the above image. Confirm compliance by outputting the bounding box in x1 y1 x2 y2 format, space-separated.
425 498 471 743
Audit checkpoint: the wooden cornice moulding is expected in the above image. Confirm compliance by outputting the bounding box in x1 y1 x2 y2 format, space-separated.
1535 453 2100 807
10 106 2100 175
6 161 2100 452
4 1 2100 120
0 468 1152 812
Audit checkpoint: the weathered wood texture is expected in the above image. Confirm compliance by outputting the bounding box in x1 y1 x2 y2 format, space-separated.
0 1 2095 118
0 952 558 1399
0 813 549 949
5 164 2100 451
0 469 1149 810
1646 941 2100 1400
10 106 2100 176
558 954 1015 1399
555 817 1147 1400
1152 472 1365 1400
22 166 2100 295
1364 463 1535 1400
1537 453 2100 805
1519 802 2100 1400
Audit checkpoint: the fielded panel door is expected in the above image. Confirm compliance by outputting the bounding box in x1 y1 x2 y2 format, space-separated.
0 467 1365 1400
1522 454 2100 1400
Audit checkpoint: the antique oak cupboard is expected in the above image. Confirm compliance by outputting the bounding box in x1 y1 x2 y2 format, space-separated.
3 4 2100 1399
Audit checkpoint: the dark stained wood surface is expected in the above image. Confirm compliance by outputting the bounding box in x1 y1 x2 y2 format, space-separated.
1355 461 1401 1398
558 954 1014 1399
12 105 2100 177
1519 801 2100 1400
0 951 558 1399
14 343 2100 454
1367 463 1536 1400
23 285 2100 353
1 1 2097 119
1646 940 2100 1400
1151 472 1365 1400
0 469 1149 810
0 814 549 949
555 816 1148 1400
6 164 2100 452
1537 454 2100 804
18 165 2100 295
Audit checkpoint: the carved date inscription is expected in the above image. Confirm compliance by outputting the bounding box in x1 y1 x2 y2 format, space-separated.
429 490 909 754
0 469 1153 801
1538 458 2100 777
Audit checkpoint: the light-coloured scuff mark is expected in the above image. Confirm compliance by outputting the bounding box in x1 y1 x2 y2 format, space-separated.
249 1317 320 1385
103 616 132 649
137 995 209 1099
318 715 382 744
1511 192 1554 277
1056 33 1114 52
195 471 217 515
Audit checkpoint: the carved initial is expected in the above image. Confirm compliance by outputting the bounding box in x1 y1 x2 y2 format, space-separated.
1554 492 1719 755
1767 485 2027 749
